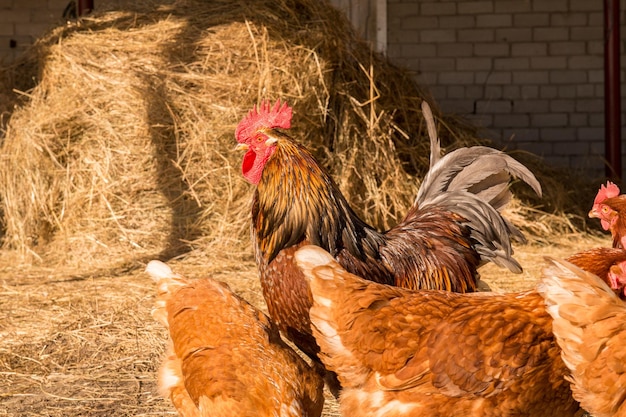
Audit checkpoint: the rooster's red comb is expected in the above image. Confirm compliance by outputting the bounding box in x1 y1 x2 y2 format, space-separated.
594 181 621 204
235 99 292 143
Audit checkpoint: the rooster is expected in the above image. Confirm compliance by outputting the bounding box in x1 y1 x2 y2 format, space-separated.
146 260 324 417
589 181 626 249
538 255 626 417
234 99 542 375
294 245 583 417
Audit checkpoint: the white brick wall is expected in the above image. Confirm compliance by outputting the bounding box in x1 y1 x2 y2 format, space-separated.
387 0 626 179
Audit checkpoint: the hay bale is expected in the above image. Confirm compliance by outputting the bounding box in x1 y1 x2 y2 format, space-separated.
0 0 585 269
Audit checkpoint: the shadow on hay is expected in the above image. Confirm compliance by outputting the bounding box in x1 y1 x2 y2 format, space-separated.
143 71 204 261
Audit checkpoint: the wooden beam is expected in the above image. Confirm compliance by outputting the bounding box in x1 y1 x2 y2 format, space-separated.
604 0 621 180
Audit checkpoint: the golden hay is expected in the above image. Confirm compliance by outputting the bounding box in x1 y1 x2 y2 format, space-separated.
0 0 599 272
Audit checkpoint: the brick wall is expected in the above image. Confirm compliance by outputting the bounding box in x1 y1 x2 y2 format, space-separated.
0 0 71 64
387 0 626 179
2 0 625 178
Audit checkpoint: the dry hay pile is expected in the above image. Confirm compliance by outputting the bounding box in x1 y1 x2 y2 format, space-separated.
0 0 594 272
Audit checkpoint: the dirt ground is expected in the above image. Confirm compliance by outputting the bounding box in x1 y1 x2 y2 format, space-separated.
0 233 610 416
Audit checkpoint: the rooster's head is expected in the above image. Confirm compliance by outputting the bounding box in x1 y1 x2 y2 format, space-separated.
235 100 293 184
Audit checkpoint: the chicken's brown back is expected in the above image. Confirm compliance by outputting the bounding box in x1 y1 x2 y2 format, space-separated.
296 246 582 417
148 261 324 417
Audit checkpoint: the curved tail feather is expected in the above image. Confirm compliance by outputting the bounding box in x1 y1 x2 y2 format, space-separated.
414 101 542 273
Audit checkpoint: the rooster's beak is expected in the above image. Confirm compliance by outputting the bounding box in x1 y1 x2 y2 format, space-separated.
235 143 249 151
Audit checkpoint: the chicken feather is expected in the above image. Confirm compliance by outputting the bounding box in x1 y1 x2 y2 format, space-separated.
538 256 626 417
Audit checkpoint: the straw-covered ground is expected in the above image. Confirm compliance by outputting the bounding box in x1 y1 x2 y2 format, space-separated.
0 0 610 415
0 234 613 417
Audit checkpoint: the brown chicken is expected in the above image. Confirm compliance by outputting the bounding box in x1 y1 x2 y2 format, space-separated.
235 99 542 370
589 181 626 249
146 260 324 417
538 256 626 417
294 244 582 417
565 246 626 298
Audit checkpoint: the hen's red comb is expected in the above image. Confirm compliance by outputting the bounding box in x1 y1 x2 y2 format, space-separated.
235 99 293 143
594 181 621 204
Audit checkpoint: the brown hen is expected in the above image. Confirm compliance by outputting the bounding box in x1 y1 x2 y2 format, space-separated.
146 260 324 417
538 256 626 417
589 181 626 249
565 246 626 298
235 99 542 372
295 244 584 417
